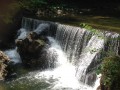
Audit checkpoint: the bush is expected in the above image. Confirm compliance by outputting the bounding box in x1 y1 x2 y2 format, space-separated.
101 56 120 90
19 0 48 12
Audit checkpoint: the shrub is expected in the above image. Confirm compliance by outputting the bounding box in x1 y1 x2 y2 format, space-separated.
19 0 48 12
101 56 120 90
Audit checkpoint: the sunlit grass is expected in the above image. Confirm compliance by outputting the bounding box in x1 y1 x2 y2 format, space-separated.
38 15 120 33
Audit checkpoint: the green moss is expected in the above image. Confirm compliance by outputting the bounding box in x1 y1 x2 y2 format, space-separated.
35 39 45 46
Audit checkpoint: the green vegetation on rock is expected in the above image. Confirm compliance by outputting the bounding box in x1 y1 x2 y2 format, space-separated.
101 56 120 90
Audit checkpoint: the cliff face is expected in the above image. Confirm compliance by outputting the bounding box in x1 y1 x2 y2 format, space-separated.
0 51 10 80
0 1 22 49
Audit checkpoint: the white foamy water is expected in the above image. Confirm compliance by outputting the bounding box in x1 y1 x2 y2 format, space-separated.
4 28 28 64
76 35 104 83
31 37 100 90
17 28 28 40
10 35 101 90
4 47 21 64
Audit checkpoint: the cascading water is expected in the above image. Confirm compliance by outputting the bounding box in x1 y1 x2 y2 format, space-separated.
55 24 119 86
3 17 120 90
4 47 21 64
6 36 95 90
75 35 104 83
3 28 29 64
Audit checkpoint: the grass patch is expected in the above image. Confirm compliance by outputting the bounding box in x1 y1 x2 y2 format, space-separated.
37 15 120 33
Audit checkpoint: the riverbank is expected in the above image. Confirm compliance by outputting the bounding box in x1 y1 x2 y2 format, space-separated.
35 15 120 33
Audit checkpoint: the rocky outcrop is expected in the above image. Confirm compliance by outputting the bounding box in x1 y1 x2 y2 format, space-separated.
0 51 10 80
16 32 49 68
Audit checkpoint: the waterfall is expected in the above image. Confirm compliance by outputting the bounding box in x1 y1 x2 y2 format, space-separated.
56 24 119 86
5 17 119 90
56 24 92 63
75 35 104 83
21 17 57 37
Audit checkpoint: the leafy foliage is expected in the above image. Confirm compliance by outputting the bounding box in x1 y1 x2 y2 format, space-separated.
80 23 97 35
19 0 48 12
101 56 120 90
80 23 104 38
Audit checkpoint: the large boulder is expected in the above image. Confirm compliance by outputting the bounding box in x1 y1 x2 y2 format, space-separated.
16 32 49 68
0 51 10 80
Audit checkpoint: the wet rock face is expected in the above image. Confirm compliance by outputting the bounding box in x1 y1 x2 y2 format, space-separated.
16 32 49 68
0 51 10 80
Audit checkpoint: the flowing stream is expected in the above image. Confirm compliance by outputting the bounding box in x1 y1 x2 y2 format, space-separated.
1 17 119 90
